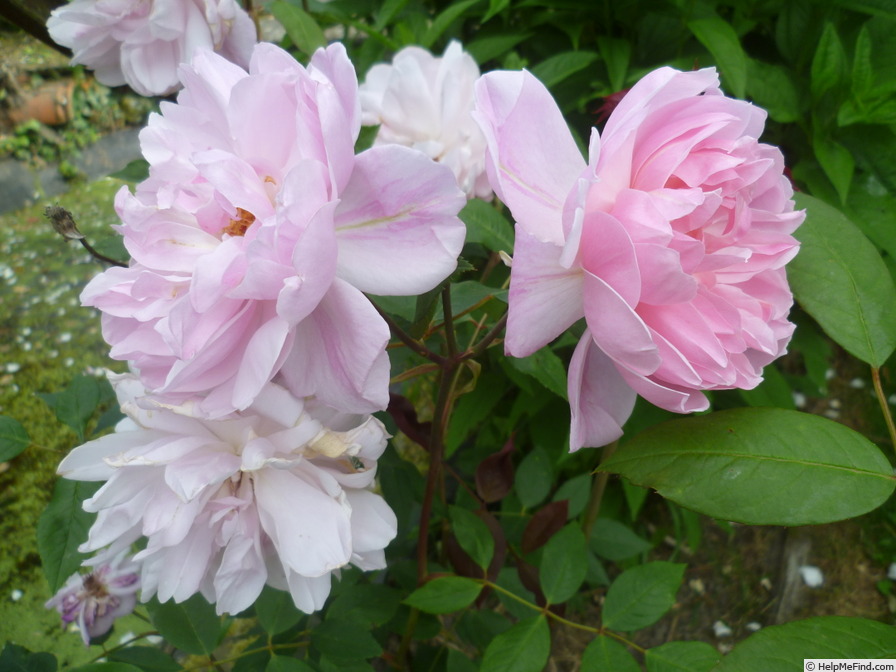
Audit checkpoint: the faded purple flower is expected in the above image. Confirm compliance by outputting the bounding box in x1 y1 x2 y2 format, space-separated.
45 553 140 646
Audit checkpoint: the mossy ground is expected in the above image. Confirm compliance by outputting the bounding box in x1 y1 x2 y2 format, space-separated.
0 177 132 661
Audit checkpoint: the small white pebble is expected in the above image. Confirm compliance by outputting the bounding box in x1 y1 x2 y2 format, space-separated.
799 565 824 587
849 378 866 389
146 635 163 645
823 409 841 420
717 643 734 654
58 332 72 343
118 631 137 645
889 394 896 406
4 363 20 374
792 391 807 408
713 620 733 638
10 589 23 601
887 563 896 580
760 577 773 591
64 358 75 367
48 350 58 358
829 398 842 409
745 621 762 632
689 578 706 595
825 368 836 381
21 327 31 336
21 342 31 352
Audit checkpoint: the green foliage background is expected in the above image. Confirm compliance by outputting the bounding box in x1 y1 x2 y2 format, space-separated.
4 0 896 669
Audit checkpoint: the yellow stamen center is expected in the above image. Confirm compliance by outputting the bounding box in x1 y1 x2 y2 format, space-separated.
223 208 256 237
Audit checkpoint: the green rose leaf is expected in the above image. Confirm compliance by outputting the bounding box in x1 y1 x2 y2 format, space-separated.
265 656 315 672
37 375 101 441
0 415 30 462
481 615 551 672
460 199 514 253
714 616 896 671
109 646 180 672
37 479 99 592
145 594 223 656
602 562 685 632
581 636 640 672
515 447 554 509
590 518 652 562
789 193 896 367
645 641 720 672
687 15 747 98
255 585 303 635
505 346 568 400
450 506 495 570
404 576 483 614
601 408 895 525
0 644 57 672
269 2 325 56
540 523 587 605
530 51 600 89
310 618 382 663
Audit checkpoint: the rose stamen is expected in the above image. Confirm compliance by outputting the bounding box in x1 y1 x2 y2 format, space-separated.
223 207 256 237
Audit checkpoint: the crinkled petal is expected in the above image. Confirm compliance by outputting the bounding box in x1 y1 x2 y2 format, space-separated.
254 468 352 577
505 225 583 357
334 144 465 295
279 279 390 413
473 70 585 244
617 366 711 414
568 333 637 451
583 270 660 376
346 489 397 554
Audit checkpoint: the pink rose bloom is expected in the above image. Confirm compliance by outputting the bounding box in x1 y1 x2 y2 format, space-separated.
45 552 140 646
82 42 466 417
56 374 397 615
474 67 803 450
47 0 257 96
360 41 491 199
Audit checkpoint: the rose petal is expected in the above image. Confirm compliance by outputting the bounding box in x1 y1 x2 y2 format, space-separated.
505 225 583 357
334 144 465 295
473 70 585 244
569 333 637 451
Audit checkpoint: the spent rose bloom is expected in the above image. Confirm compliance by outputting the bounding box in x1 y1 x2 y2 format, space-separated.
56 374 397 615
474 67 803 450
360 41 491 199
47 0 257 97
81 42 466 417
45 552 140 646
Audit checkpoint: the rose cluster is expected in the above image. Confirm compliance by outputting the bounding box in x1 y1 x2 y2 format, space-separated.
49 22 803 641
52 39 467 635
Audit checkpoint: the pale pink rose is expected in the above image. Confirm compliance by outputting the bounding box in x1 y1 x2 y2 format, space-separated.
47 0 257 96
45 551 140 646
56 374 397 615
81 42 466 417
474 67 803 450
360 41 491 199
